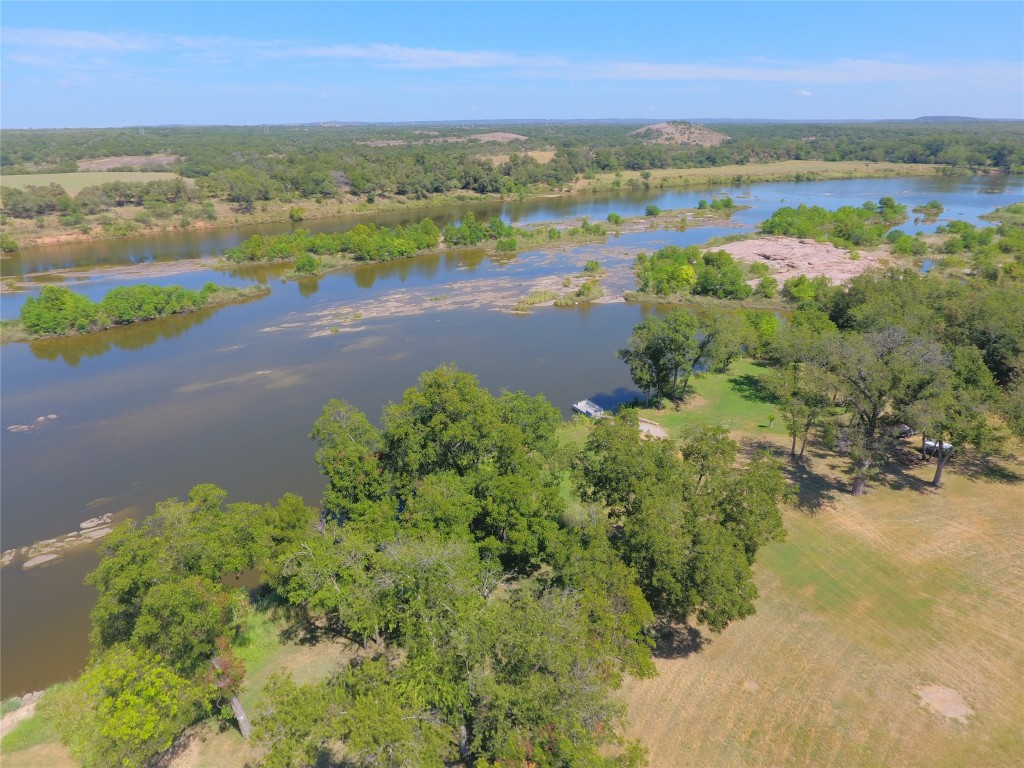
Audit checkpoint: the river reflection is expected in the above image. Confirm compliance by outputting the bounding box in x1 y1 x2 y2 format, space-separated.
25 300 269 366
5 175 1020 280
1 174 1021 697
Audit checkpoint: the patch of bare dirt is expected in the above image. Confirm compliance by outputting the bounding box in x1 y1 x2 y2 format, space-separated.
918 686 973 723
0 742 75 768
629 122 729 147
0 692 42 737
487 150 557 165
468 132 527 143
717 236 890 284
77 155 180 171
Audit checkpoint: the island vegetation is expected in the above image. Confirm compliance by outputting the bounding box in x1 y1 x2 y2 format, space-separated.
2 282 269 341
1 119 1021 247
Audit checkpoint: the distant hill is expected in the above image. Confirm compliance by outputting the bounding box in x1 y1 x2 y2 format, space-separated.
911 116 987 122
628 121 730 147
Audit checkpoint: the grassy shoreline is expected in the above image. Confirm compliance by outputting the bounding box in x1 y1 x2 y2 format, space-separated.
1 161 946 251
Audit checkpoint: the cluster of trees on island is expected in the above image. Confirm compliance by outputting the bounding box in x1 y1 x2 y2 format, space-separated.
9 282 267 338
37 365 791 767
630 200 1024 304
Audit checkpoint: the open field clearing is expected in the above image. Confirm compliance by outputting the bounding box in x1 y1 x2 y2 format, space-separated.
486 149 558 165
77 155 180 171
0 172 182 195
581 160 942 190
623 363 1024 768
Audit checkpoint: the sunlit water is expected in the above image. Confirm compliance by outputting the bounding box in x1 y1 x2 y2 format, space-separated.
1 174 1020 696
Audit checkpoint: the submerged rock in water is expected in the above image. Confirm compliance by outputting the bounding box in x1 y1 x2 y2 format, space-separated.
2 511 116 570
23 553 60 570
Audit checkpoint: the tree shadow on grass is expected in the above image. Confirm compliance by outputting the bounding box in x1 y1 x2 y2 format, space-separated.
784 454 846 514
727 373 778 405
952 453 1024 485
152 730 199 768
872 443 936 493
652 622 709 660
278 612 349 647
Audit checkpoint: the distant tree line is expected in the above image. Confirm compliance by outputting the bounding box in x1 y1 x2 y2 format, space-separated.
2 121 1021 216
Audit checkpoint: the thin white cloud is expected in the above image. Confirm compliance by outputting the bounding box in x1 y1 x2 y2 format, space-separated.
797 89 813 97
3 27 1021 89
3 27 155 52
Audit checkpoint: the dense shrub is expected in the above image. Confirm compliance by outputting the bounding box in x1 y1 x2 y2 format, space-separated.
20 286 97 334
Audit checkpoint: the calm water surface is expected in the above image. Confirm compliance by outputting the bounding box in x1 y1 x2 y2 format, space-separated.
2 175 1021 696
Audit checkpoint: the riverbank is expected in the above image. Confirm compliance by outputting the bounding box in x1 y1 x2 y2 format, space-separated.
1 161 943 250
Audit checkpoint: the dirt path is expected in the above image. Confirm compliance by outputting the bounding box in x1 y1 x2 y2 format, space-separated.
1 692 42 737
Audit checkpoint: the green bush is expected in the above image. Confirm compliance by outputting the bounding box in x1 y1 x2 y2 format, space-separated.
19 282 232 336
0 233 19 252
21 286 97 335
294 253 319 274
583 260 601 274
749 262 770 278
644 205 661 217
755 276 778 297
607 212 623 225
495 237 517 253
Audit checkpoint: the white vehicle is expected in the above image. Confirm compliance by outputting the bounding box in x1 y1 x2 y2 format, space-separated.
923 439 954 457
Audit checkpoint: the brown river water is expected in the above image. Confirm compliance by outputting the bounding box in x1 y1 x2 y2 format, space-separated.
2 175 1020 697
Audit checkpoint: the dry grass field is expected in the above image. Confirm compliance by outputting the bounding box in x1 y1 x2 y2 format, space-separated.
579 160 942 192
622 364 1024 768
0 171 182 195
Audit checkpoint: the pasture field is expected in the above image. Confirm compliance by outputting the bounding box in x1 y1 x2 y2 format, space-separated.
0 171 182 195
623 362 1024 767
580 160 942 191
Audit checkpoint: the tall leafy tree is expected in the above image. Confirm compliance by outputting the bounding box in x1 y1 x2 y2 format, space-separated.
910 346 1005 487
44 645 208 768
807 328 948 495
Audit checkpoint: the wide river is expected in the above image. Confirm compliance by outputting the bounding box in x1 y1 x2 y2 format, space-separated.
2 174 1021 696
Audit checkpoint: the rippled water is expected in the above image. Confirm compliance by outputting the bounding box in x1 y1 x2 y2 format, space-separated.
1 174 1020 696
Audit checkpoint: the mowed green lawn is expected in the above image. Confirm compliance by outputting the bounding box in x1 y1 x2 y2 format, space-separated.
0 172 182 195
621 360 1024 767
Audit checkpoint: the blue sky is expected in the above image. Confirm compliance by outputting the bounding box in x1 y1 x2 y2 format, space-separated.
2 1 1022 128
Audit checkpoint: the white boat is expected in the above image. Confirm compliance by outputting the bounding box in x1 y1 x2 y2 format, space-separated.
572 399 605 418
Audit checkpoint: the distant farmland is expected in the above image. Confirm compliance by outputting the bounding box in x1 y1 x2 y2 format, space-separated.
0 171 183 196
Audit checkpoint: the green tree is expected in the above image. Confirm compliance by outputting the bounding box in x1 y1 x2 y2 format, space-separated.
809 328 949 495
310 399 387 516
46 645 207 768
20 285 97 335
910 346 1004 487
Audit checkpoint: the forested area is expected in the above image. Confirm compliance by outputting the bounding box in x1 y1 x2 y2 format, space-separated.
618 264 1023 492
29 364 791 767
2 120 1022 218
